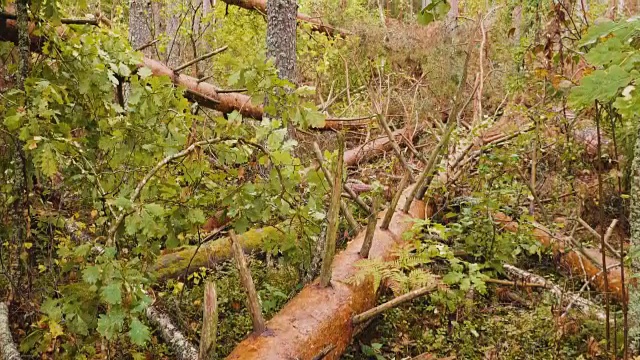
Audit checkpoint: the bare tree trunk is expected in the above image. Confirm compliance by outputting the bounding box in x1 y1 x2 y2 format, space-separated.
445 0 458 32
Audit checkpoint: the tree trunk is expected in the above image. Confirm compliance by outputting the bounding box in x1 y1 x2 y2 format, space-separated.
266 0 297 83
129 0 156 56
629 122 640 348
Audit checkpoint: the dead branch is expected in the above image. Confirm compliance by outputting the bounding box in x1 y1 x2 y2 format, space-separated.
146 306 199 360
352 283 437 325
229 230 266 333
320 134 345 287
381 172 411 230
359 197 378 258
199 281 218 360
503 264 605 320
576 218 622 259
0 303 20 360
173 45 228 73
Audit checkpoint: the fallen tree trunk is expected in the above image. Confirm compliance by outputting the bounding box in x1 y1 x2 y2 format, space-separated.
0 303 21 360
220 0 350 37
146 306 198 360
225 190 425 360
344 128 413 167
495 213 628 303
0 20 361 129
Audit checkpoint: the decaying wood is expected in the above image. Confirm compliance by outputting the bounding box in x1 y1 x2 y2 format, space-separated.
146 306 199 360
229 230 266 333
319 134 345 287
0 303 21 360
503 264 605 320
220 0 350 37
495 213 628 302
226 188 426 359
352 283 436 324
199 281 218 360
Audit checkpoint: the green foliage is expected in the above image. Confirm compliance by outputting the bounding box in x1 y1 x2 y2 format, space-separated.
417 0 451 26
1 12 326 354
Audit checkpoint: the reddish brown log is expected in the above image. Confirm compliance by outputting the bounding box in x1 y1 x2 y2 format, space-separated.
220 0 350 37
494 213 628 303
226 190 425 360
344 128 412 167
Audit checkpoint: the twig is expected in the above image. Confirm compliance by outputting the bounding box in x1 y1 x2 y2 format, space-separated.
352 283 437 324
135 38 159 52
319 133 345 287
376 114 414 181
562 262 622 319
516 167 550 224
485 278 546 288
173 46 229 73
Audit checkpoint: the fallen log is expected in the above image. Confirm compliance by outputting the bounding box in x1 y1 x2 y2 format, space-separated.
225 190 425 360
0 19 360 129
495 213 628 303
220 0 350 37
146 306 198 360
0 303 21 360
344 128 412 167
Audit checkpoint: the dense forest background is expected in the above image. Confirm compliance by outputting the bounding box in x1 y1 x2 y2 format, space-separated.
1 0 640 359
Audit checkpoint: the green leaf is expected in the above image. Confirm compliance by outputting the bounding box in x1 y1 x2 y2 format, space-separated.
188 208 206 224
128 317 150 346
138 67 153 79
144 203 165 217
101 281 122 305
3 113 23 131
83 265 101 285
38 144 59 178
97 310 125 340
568 65 635 107
442 271 463 284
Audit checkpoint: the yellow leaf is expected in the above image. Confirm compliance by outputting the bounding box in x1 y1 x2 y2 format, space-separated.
24 242 33 249
90 209 98 218
49 320 64 339
38 265 47 273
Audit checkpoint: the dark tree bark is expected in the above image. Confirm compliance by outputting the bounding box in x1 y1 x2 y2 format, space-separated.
129 0 156 57
266 0 297 83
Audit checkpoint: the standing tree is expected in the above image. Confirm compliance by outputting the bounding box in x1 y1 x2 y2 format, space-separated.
266 0 297 83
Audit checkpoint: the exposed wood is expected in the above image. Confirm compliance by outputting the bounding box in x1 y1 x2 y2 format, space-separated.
352 284 436 325
320 134 345 287
226 188 426 359
220 0 350 37
146 306 199 360
229 230 266 333
199 281 218 360
0 303 21 360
